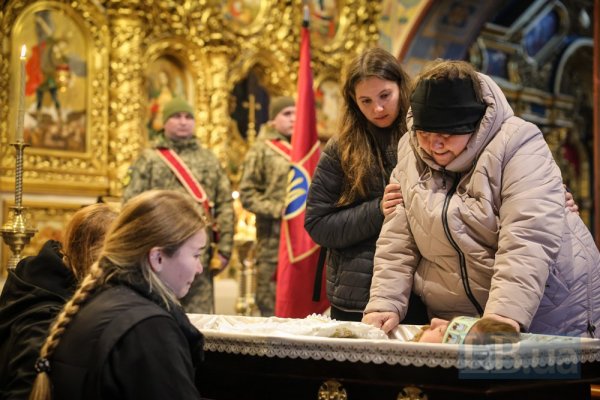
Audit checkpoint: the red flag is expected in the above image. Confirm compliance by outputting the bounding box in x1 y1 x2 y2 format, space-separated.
275 14 329 318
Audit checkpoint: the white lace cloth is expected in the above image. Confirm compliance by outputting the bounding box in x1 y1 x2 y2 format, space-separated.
188 314 600 370
194 314 389 339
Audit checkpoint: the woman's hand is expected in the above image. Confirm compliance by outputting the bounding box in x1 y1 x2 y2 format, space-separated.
380 183 403 216
362 312 400 334
564 185 579 214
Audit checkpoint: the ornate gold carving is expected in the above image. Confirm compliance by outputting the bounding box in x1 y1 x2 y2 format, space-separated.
317 379 348 400
222 0 276 37
2 1 381 196
106 7 144 197
1 0 382 277
397 385 428 400
206 50 234 168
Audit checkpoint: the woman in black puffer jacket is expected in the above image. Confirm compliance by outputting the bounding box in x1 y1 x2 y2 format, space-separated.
305 48 428 323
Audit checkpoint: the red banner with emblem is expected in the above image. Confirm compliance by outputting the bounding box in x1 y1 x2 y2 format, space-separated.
275 15 329 318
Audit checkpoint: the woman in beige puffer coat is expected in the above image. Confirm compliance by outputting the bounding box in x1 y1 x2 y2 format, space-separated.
363 60 599 337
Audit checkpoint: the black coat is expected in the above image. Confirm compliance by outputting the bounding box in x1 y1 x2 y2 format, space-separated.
305 138 392 313
0 240 76 400
49 274 205 400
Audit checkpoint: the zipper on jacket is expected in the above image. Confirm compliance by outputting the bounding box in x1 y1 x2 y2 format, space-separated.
442 173 484 316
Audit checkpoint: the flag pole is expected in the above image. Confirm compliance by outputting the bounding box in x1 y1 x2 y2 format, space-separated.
274 1 330 318
303 4 309 26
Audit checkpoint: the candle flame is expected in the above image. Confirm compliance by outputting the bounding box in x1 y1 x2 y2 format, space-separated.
20 45 26 59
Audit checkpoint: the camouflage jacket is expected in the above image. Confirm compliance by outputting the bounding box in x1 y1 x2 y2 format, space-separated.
122 135 234 259
239 125 290 263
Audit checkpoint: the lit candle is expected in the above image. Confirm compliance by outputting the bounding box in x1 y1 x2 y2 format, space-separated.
16 45 26 142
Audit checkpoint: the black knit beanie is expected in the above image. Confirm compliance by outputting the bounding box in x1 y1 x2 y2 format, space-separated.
411 77 486 134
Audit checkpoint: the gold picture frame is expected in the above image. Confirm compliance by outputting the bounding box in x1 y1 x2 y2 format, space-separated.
0 1 110 196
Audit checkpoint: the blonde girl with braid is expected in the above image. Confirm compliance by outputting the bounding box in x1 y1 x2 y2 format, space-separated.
30 190 208 400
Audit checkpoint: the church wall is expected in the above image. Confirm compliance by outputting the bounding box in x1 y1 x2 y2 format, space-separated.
0 0 381 273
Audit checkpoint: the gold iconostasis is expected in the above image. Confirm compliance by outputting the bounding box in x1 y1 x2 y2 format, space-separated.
1 0 598 271
0 0 386 271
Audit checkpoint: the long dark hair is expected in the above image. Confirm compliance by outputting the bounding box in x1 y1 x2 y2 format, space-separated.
337 47 411 205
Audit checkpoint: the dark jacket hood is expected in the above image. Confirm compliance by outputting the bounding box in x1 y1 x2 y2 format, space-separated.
0 240 76 331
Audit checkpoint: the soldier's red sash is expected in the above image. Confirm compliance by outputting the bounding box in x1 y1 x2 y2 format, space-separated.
155 148 212 216
266 139 292 161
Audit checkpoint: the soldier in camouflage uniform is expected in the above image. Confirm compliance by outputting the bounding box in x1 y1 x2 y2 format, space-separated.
239 96 295 316
122 98 234 314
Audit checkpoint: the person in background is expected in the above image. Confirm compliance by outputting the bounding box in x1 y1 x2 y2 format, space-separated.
0 203 117 400
122 98 234 314
29 190 208 400
363 59 599 337
239 96 296 316
305 48 428 323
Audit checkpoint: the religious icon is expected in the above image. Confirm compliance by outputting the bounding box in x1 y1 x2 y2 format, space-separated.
440 2 475 29
378 0 424 53
223 0 262 27
309 0 340 46
17 9 88 152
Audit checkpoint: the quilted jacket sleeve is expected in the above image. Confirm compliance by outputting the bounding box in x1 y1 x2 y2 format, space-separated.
484 120 564 330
